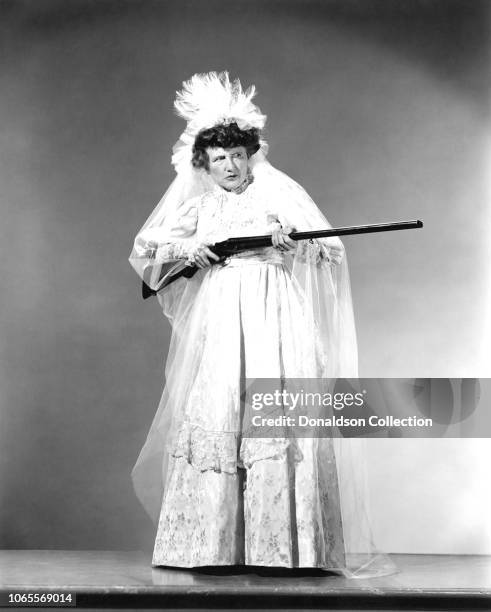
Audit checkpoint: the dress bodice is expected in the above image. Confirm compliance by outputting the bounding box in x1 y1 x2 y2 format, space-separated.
196 181 278 244
136 175 337 267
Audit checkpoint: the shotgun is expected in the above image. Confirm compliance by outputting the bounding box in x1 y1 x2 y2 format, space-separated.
141 219 423 299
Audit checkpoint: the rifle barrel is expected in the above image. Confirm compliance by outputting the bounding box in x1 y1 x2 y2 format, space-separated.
293 220 423 240
228 220 423 247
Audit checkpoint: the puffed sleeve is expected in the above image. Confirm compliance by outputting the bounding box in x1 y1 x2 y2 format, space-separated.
152 198 199 263
129 197 199 292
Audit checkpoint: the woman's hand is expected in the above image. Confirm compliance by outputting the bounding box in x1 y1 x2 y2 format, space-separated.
187 243 221 269
271 225 297 252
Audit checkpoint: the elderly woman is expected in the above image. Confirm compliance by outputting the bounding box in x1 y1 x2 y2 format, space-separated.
129 72 392 577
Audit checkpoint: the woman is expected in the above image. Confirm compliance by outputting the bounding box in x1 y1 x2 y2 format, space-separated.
129 72 394 577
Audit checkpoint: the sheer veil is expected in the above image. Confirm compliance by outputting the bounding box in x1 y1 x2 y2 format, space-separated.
128 72 396 578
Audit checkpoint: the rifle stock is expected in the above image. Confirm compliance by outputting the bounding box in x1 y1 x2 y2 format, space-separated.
141 219 423 299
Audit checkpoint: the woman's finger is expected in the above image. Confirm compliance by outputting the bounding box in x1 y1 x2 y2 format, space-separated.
195 247 218 268
272 230 279 248
278 235 295 250
203 246 220 261
194 249 206 268
197 250 209 266
281 226 296 250
277 234 287 250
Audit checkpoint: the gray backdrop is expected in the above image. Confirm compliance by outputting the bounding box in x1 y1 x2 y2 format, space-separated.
1 0 489 553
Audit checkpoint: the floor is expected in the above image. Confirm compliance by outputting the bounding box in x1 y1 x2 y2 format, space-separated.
1 551 491 610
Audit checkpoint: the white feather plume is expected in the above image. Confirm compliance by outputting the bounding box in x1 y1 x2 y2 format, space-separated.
174 71 267 133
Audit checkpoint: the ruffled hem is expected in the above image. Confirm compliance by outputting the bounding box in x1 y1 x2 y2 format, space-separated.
172 422 239 473
171 422 304 472
240 437 303 469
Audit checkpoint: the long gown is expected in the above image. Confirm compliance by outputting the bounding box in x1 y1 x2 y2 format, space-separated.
151 179 345 568
129 170 395 576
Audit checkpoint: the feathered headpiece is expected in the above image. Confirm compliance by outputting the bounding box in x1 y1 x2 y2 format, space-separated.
171 71 267 173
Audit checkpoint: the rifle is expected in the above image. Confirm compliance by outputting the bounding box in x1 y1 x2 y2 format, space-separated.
141 219 423 299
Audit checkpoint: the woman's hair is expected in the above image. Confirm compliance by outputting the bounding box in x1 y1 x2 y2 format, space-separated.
192 122 260 170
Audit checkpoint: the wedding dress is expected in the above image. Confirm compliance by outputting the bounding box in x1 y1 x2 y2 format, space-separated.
129 164 396 577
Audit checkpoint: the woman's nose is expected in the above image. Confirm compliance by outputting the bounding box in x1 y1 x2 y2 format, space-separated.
225 157 236 171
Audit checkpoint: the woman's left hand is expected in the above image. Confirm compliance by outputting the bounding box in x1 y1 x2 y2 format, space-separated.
271 225 297 252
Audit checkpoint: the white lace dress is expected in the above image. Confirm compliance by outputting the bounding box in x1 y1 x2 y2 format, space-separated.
150 180 347 569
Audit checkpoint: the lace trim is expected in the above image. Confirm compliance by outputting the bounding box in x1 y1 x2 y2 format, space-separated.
172 422 239 474
171 422 304 473
295 240 332 264
240 438 303 469
155 241 192 263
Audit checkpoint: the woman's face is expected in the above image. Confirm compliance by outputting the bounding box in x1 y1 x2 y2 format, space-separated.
206 146 249 190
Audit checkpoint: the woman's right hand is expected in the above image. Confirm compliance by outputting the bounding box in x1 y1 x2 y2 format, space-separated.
271 225 297 252
187 243 221 269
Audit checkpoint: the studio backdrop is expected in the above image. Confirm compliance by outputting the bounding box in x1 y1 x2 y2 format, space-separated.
1 0 490 554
